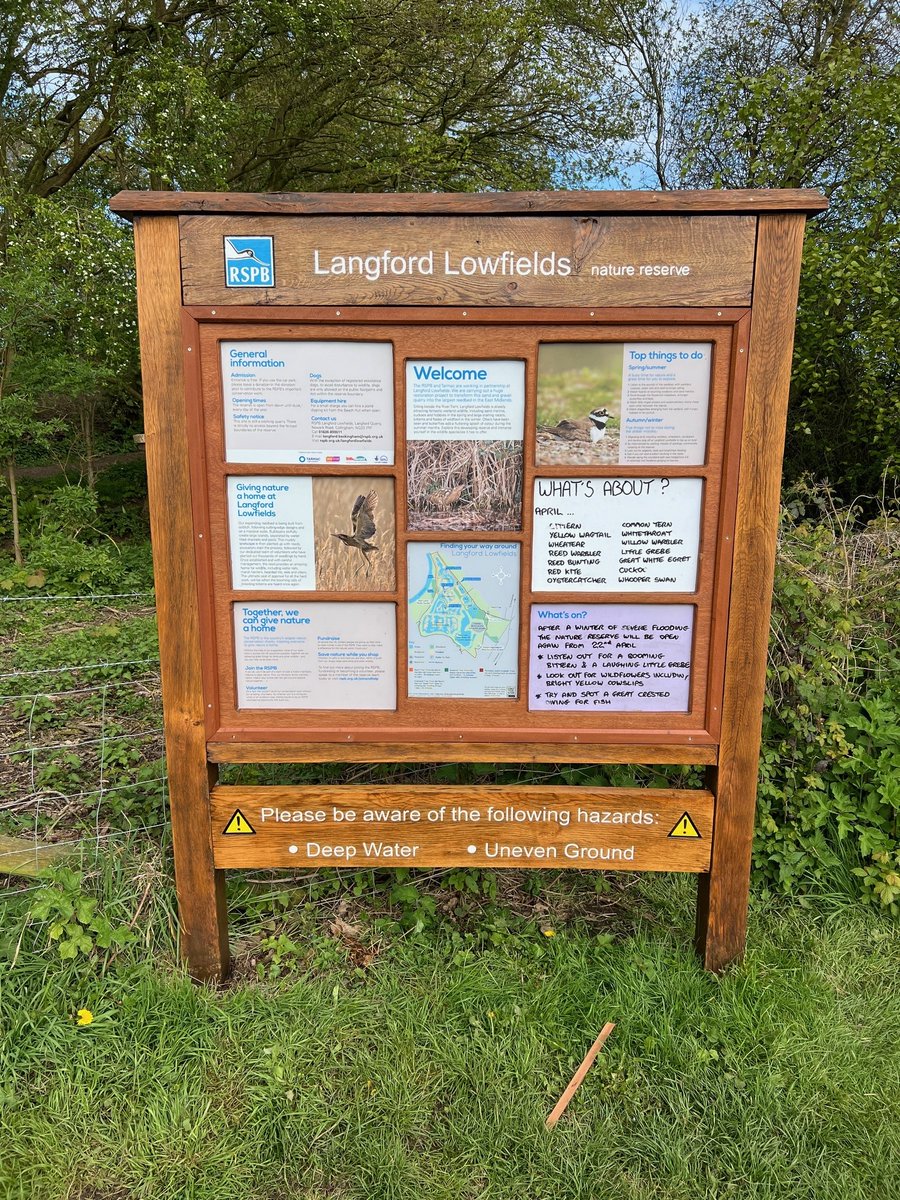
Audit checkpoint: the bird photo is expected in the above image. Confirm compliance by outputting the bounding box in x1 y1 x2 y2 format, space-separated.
333 490 378 575
406 439 523 531
535 344 623 466
313 477 395 591
538 407 610 443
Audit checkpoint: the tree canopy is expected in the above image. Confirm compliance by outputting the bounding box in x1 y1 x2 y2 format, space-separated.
0 0 897 542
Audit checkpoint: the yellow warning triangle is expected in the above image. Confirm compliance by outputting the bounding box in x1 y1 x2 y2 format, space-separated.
668 812 701 839
223 808 256 836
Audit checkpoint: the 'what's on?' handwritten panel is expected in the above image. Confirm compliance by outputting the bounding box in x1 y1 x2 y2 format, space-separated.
529 604 694 712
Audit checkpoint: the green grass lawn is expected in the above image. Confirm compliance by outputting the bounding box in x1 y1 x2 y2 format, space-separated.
2 858 898 1200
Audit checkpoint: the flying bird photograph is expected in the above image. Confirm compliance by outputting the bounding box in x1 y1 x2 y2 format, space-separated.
312 477 395 591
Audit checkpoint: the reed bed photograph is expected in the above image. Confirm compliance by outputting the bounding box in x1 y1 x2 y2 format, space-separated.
536 344 623 466
407 439 523 530
312 476 395 590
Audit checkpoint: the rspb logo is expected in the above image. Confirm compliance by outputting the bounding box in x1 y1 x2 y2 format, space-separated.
224 236 275 287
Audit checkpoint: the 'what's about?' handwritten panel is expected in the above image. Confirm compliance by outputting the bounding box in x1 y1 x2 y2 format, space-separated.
532 477 702 592
529 605 694 712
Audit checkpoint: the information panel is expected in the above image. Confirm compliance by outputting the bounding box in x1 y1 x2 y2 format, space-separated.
407 542 520 699
528 604 694 712
531 477 702 592
221 341 394 463
228 476 395 591
536 342 711 466
234 602 396 709
407 360 524 531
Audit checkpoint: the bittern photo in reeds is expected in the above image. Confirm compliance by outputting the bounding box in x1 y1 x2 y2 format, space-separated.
406 439 523 531
333 490 378 576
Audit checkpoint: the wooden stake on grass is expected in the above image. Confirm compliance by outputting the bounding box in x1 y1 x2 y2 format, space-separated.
545 1022 616 1128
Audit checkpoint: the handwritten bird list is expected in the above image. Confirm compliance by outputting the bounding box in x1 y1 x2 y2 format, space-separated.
531 477 702 592
529 604 694 712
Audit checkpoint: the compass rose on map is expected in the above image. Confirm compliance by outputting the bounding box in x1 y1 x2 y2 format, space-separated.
493 567 510 585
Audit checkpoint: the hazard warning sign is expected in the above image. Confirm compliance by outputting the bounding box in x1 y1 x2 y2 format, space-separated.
210 788 713 873
668 812 701 839
222 809 255 836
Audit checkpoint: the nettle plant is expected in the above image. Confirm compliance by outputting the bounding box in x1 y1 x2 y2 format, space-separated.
30 867 136 960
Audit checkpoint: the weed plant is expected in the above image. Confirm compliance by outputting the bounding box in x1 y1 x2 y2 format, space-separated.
758 482 900 909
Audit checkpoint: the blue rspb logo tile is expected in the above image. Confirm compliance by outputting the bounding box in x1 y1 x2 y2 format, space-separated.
224 236 275 287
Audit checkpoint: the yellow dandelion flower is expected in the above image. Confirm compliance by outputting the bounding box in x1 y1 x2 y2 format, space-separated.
76 1008 93 1026
542 929 555 937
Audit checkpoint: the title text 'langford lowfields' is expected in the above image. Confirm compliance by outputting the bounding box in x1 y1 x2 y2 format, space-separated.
311 249 698 283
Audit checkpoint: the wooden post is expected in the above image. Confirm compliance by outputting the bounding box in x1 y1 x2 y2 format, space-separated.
696 213 808 972
134 216 229 981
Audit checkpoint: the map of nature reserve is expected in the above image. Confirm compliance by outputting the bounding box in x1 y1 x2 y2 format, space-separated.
407 542 519 698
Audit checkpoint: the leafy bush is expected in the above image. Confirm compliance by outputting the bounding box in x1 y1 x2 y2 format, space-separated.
756 485 900 910
95 459 150 541
1 476 153 593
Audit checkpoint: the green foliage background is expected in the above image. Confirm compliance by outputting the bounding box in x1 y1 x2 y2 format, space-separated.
0 0 898 909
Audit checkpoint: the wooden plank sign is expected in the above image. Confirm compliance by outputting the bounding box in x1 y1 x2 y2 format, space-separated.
110 188 827 981
179 214 757 307
210 786 713 872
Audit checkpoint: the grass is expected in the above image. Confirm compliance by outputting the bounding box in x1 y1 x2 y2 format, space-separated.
536 366 623 428
1 858 898 1200
1 496 898 1197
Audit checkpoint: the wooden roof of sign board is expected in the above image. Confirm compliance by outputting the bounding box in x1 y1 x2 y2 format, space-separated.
109 188 829 219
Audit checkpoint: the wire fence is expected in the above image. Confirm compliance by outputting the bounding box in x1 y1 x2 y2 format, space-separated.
0 592 167 898
0 591 461 905
1 590 636 910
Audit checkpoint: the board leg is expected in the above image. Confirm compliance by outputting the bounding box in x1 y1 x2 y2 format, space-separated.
696 768 753 974
171 762 230 982
693 765 749 972
694 764 751 972
133 214 230 983
695 213 808 974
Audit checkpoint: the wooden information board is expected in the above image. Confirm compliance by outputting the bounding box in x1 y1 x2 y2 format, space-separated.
110 188 827 981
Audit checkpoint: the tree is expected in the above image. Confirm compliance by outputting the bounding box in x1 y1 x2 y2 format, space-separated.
627 0 900 499
16 195 139 488
1 0 634 197
0 197 66 562
568 0 698 189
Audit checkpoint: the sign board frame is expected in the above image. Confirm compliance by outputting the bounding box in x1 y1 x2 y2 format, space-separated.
110 188 827 981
